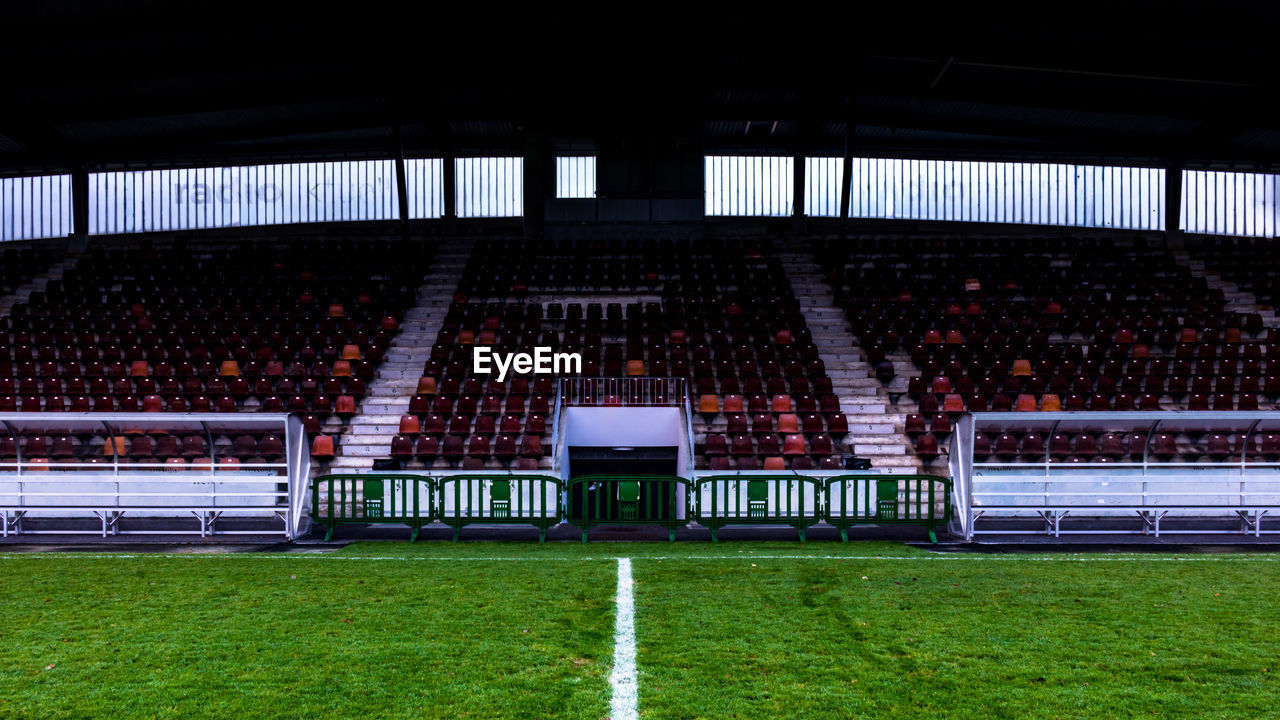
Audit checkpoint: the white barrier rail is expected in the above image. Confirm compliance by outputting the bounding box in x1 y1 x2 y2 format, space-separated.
559 377 689 407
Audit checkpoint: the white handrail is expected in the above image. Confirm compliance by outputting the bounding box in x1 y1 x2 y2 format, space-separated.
550 381 563 471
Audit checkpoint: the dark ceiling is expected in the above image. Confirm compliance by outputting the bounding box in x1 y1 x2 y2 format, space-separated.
3 1 1278 174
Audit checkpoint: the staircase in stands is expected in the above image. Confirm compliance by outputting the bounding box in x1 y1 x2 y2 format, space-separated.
326 240 472 473
1174 248 1279 328
0 256 79 318
776 239 921 474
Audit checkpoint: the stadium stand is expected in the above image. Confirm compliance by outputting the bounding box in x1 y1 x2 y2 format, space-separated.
8 228 1280 484
372 236 885 471
0 236 429 470
814 233 1279 472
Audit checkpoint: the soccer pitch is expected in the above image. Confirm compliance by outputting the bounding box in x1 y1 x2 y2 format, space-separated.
2 543 1278 719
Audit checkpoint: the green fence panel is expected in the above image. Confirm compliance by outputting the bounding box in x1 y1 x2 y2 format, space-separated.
824 474 952 543
565 475 687 542
310 473 434 541
692 475 825 542
436 474 563 542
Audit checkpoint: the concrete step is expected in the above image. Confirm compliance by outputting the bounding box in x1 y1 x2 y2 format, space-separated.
842 433 906 444
329 457 376 470
840 417 907 431
833 374 880 384
348 427 403 438
842 403 888 414
375 368 428 381
342 433 401 445
348 413 405 424
364 386 418 397
850 443 907 455
354 406 409 420
341 444 397 457
872 456 927 469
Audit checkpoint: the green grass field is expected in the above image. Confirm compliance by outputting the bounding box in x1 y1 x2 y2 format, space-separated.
3 542 1278 719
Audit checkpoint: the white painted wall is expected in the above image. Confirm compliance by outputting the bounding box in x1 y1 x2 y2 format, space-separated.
560 407 688 477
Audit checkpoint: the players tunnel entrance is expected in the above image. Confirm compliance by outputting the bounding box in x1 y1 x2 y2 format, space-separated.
568 446 680 522
559 406 692 525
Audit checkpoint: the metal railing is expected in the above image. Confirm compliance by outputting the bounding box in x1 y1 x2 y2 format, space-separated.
550 385 563 465
684 391 697 476
564 475 687 542
692 474 824 541
558 377 688 407
307 469 958 543
311 470 563 541
313 472 690 542
437 473 561 541
826 474 951 543
312 474 433 541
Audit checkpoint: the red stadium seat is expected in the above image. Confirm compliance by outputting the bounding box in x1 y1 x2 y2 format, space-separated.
311 435 335 459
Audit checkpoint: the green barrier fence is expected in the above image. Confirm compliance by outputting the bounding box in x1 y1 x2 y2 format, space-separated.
437 474 563 542
693 475 824 542
824 474 952 543
311 474 435 541
564 475 686 542
309 472 954 543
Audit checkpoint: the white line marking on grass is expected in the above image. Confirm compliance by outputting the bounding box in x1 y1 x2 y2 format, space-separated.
610 558 638 720
1 553 1278 562
625 554 1280 562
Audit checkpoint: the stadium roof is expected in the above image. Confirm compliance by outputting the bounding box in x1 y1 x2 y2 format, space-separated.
3 2 1278 173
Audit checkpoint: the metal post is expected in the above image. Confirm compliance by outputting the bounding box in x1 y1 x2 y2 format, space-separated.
203 421 216 474
792 151 805 232
523 130 546 239
838 124 854 243
71 165 89 250
1165 162 1184 247
393 124 410 242
103 420 118 475
2 420 21 476
442 134 457 234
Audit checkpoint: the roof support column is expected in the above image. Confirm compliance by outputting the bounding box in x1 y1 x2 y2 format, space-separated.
1164 162 1184 248
393 124 410 242
792 150 806 233
838 123 854 243
442 143 457 235
523 130 546 239
70 165 89 251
